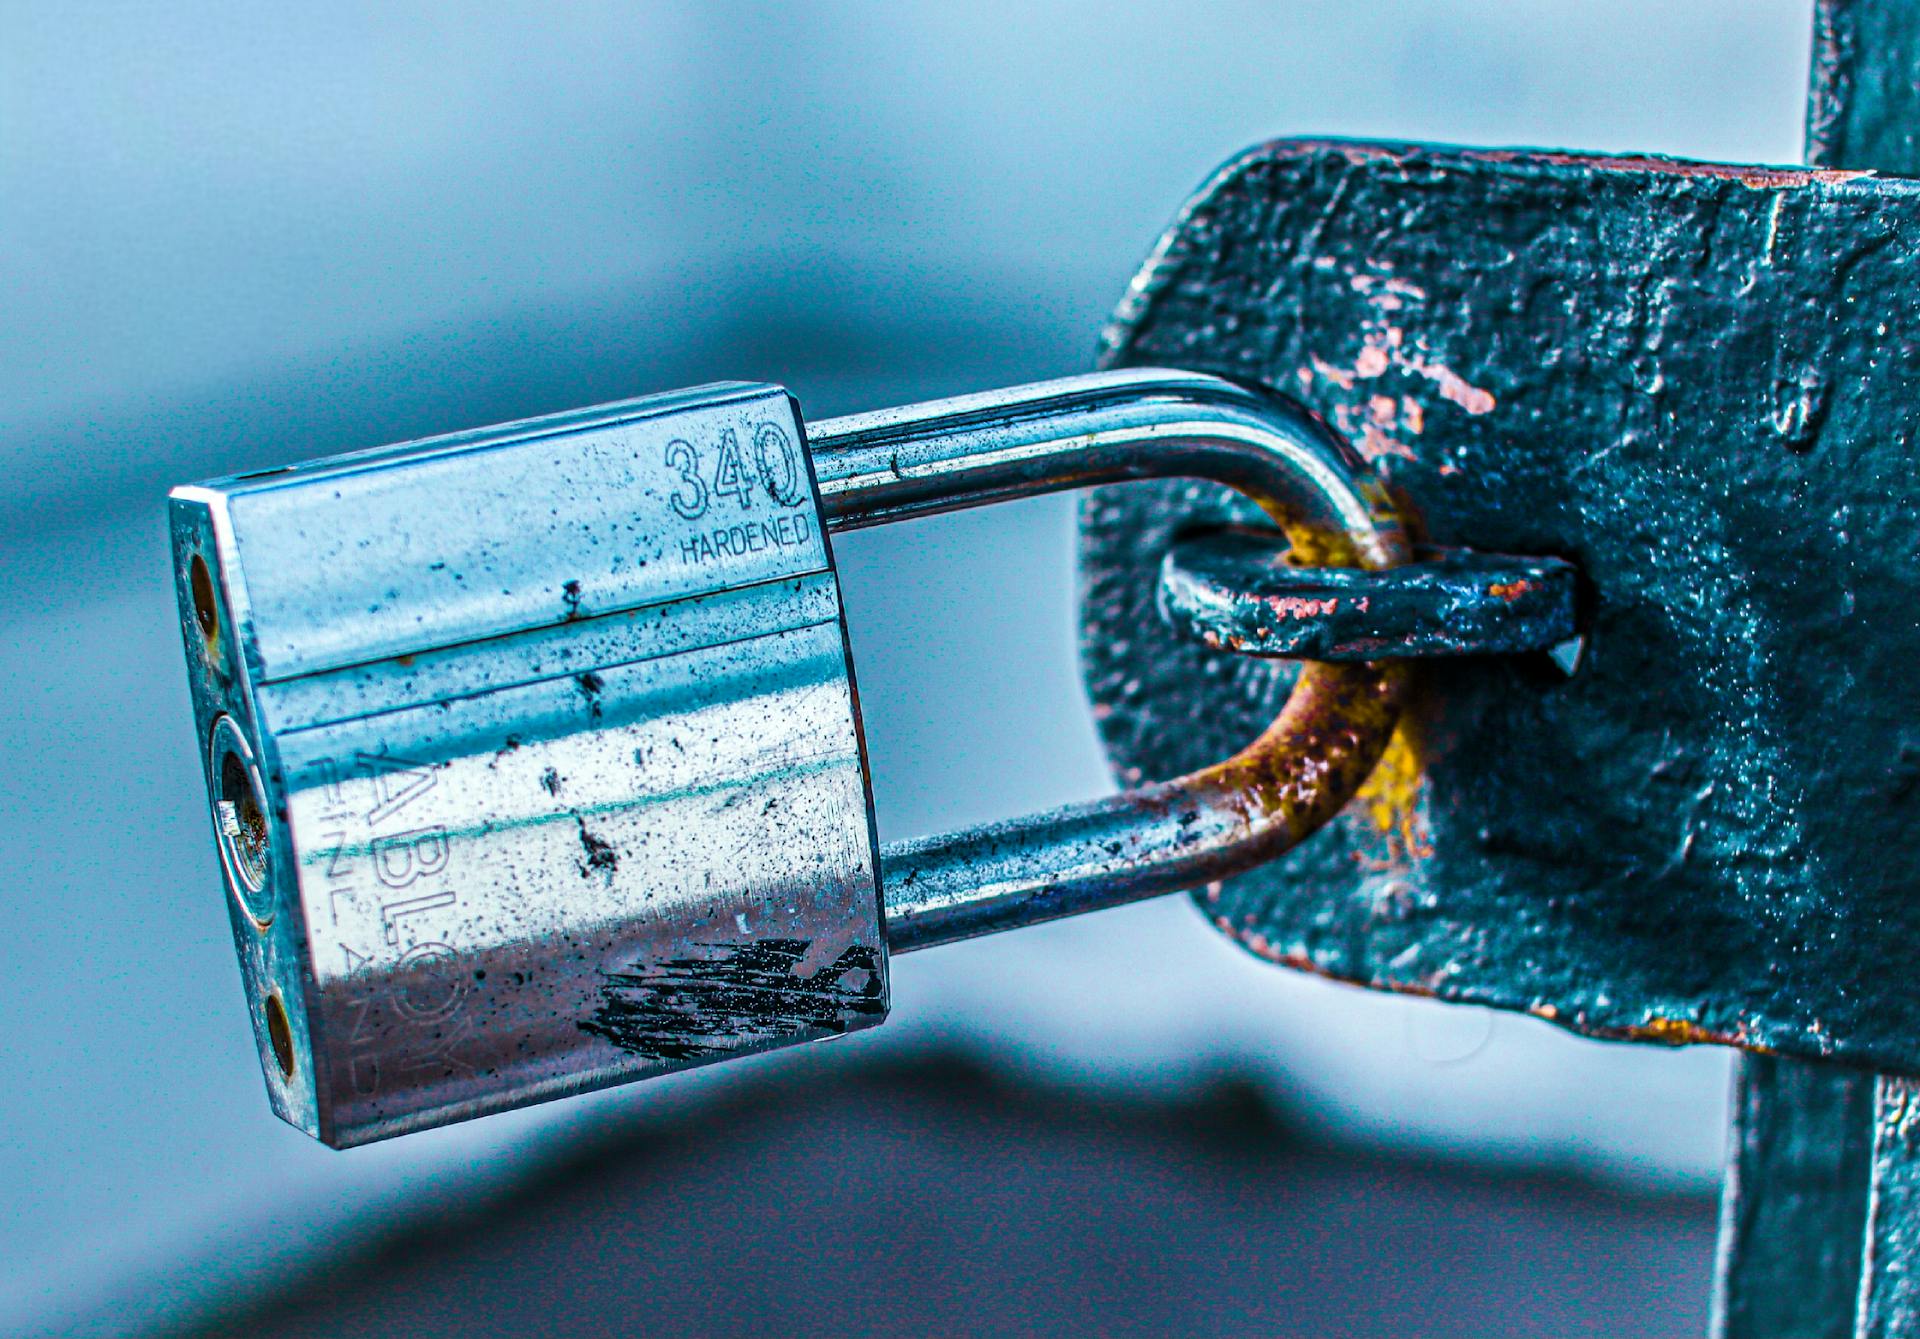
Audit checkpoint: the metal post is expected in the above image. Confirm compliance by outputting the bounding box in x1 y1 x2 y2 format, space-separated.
1710 5 1920 1334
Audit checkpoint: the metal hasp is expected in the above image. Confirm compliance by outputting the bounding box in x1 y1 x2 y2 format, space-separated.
172 367 1414 1145
1077 1 1920 1332
1084 116 1920 1069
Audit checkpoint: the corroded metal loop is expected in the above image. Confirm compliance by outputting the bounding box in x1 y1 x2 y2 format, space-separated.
806 368 1413 951
1159 530 1580 661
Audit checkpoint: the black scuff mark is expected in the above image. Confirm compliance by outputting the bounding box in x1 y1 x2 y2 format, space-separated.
576 671 605 721
575 815 619 880
541 767 563 796
581 940 884 1061
562 579 583 619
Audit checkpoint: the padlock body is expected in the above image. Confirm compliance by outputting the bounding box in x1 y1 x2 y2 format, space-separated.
172 383 886 1146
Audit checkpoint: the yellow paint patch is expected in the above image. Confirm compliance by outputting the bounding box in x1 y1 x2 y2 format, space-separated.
1352 725 1431 865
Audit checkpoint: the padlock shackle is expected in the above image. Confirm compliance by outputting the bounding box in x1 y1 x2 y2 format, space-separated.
812 368 1397 557
805 368 1413 951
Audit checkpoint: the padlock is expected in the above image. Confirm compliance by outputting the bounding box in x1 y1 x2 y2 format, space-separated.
171 369 1412 1147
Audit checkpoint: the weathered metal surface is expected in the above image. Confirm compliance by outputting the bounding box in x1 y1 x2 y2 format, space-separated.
1158 533 1578 661
1080 137 1920 1071
1865 1079 1920 1335
1712 1053 1875 1337
1809 0 1920 176
1715 5 1920 1335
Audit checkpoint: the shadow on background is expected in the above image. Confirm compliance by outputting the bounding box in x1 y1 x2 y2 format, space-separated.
182 1053 1716 1339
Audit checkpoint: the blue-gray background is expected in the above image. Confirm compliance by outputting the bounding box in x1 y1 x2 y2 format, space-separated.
1 3 1809 1333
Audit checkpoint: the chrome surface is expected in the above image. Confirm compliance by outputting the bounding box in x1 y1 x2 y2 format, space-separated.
172 384 884 1146
807 369 1410 950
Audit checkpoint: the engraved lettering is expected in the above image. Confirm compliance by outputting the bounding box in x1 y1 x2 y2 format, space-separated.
346 991 377 1043
665 419 809 539
396 1011 476 1076
675 513 814 567
665 438 707 519
370 825 450 889
323 828 358 924
345 988 381 1093
755 421 804 506
393 941 464 1021
358 751 436 826
317 755 346 808
710 428 754 509
380 888 456 946
323 829 354 881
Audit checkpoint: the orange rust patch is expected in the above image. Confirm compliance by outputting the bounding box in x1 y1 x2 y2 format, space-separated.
1359 420 1415 463
1257 139 1872 193
1308 354 1356 390
1205 662 1404 832
1421 362 1495 415
1265 595 1339 620
1461 146 1869 188
1485 580 1532 602
1623 1017 1744 1047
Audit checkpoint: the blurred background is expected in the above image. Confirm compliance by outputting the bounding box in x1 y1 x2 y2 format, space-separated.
0 3 1813 1334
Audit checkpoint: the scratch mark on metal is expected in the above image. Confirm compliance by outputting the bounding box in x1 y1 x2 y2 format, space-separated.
582 940 884 1061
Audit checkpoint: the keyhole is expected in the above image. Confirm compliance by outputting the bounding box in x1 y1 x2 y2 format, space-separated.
190 553 219 642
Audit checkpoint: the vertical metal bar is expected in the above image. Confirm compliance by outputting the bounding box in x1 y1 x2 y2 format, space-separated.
1712 4 1920 1335
1806 0 1920 172
1712 1056 1875 1337
1863 1081 1920 1333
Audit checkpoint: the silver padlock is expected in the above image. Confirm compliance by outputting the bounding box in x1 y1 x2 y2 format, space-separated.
171 369 1409 1147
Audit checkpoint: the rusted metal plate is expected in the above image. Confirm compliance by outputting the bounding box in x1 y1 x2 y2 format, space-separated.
1080 137 1920 1073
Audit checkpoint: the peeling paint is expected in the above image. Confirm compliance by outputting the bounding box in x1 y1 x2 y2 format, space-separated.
1305 268 1497 467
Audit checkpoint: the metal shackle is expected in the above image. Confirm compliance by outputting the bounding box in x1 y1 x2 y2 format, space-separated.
808 368 1413 950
